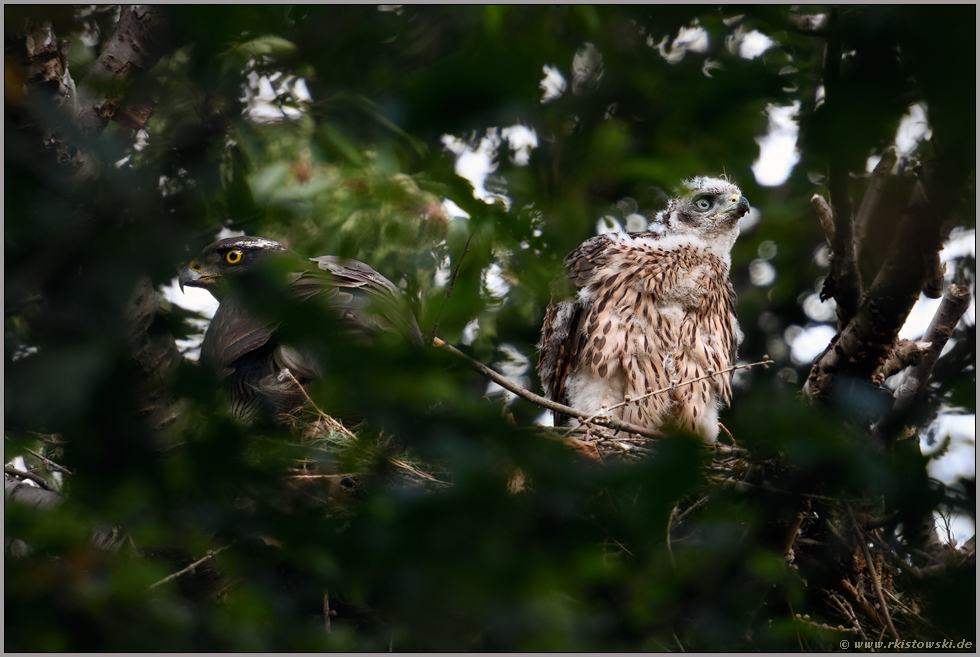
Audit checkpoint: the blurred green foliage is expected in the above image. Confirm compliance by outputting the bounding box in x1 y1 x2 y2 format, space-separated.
5 5 975 651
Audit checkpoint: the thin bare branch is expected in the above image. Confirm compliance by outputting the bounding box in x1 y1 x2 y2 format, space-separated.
4 438 72 475
566 358 773 437
281 368 358 441
149 543 234 590
850 508 900 640
812 194 836 246
874 283 972 441
433 337 664 439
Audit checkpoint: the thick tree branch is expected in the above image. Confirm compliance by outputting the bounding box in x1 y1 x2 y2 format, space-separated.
125 277 186 435
854 150 897 259
788 13 829 36
821 14 863 330
872 338 931 383
873 283 971 441
808 179 948 401
73 6 172 137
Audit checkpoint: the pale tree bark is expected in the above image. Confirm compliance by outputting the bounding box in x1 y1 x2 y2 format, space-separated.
9 7 184 439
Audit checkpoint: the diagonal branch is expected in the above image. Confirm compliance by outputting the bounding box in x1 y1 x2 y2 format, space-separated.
566 358 774 438
873 283 971 442
149 543 234 590
433 337 663 439
854 150 897 260
808 178 949 403
849 507 900 640
820 11 863 330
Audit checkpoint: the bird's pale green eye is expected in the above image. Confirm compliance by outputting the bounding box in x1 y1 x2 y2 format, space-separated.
695 198 712 211
226 250 243 264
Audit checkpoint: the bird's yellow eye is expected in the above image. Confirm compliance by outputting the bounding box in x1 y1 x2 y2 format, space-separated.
226 250 243 264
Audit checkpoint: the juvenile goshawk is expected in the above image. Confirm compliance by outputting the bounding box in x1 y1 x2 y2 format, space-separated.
538 177 749 442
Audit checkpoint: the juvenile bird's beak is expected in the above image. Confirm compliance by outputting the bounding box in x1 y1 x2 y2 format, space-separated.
714 194 750 222
729 194 750 218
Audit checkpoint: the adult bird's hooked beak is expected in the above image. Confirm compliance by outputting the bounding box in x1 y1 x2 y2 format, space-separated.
178 262 214 292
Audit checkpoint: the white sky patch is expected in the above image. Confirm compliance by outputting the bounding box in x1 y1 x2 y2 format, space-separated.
442 125 539 206
571 42 604 95
738 205 763 232
540 64 567 103
482 263 511 299
500 125 538 166
442 130 503 204
535 409 555 427
161 280 220 361
624 213 648 232
922 413 976 547
241 66 311 125
899 228 977 339
739 30 775 59
596 215 625 235
461 318 481 346
935 513 975 551
802 293 837 323
653 21 709 64
894 103 932 159
433 254 451 288
441 198 470 220
788 324 837 365
748 259 776 287
752 101 801 187
484 343 530 404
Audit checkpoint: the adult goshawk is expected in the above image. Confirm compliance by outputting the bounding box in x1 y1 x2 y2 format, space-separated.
179 236 422 421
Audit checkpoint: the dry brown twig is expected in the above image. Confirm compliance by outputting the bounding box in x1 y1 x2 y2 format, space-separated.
280 368 358 441
565 357 774 438
849 507 900 640
149 543 234 590
435 336 771 444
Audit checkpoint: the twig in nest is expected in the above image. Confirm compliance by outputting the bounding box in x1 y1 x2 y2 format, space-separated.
565 357 774 438
390 458 450 486
849 507 900 640
288 473 358 480
280 368 358 441
149 543 234 590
